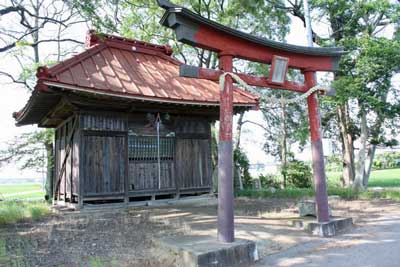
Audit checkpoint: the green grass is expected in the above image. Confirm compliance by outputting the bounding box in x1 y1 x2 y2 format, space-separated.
0 183 42 195
359 190 400 201
2 191 44 200
326 168 400 188
87 257 119 267
368 168 400 187
238 187 400 202
0 183 44 200
0 201 50 225
238 187 359 200
239 168 400 201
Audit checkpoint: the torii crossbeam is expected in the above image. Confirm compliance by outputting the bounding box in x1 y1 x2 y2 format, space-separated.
158 0 346 243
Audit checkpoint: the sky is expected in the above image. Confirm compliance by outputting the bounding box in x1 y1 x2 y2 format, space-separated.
0 5 398 179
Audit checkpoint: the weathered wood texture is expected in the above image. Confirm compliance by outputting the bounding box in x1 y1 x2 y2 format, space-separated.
54 116 78 202
175 138 212 190
128 114 212 194
54 111 213 204
82 132 127 196
80 112 127 132
129 162 175 190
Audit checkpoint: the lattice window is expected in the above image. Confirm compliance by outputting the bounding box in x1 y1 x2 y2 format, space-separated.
128 135 175 161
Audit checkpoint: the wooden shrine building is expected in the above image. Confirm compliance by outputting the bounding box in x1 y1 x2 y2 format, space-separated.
13 31 258 206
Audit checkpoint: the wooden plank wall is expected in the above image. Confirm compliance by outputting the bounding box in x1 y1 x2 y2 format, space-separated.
128 162 175 191
175 139 212 190
128 114 212 194
79 112 128 200
80 112 127 131
54 116 78 202
174 117 212 191
54 111 213 204
82 132 127 196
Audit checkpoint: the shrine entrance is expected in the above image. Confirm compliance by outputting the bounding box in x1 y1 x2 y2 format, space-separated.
158 0 346 243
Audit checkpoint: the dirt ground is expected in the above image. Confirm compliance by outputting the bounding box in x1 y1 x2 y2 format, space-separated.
1 197 399 267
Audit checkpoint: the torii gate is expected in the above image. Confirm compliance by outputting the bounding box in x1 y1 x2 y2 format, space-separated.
158 0 346 243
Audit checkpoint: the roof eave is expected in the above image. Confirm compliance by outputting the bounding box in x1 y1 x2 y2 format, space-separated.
43 81 258 108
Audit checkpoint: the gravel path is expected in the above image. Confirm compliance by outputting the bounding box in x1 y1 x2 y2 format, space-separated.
255 200 400 267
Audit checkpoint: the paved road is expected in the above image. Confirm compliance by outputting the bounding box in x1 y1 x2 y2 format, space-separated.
256 212 400 267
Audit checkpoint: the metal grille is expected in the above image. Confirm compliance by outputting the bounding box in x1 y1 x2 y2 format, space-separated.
128 135 175 161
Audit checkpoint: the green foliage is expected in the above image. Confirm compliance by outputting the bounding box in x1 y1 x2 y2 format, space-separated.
258 174 281 189
325 155 342 172
281 160 313 188
326 171 342 187
373 152 400 170
258 71 309 162
0 129 54 171
307 0 400 188
73 0 290 66
233 147 252 188
0 201 50 225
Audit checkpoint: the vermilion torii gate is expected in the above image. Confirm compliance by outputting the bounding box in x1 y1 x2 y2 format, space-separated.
158 0 346 243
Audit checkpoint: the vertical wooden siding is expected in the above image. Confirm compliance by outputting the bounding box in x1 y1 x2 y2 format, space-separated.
54 111 213 203
79 112 128 198
82 132 127 196
54 116 78 202
128 162 175 190
81 112 127 131
175 139 212 190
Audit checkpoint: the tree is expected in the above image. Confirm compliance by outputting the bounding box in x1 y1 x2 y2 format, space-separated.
0 0 87 199
72 0 291 67
334 36 400 189
290 0 400 189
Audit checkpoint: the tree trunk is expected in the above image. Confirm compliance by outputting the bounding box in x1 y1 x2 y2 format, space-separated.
33 0 40 63
281 102 288 188
235 112 244 151
337 104 355 187
234 112 245 190
210 123 218 169
363 144 376 187
45 142 54 200
353 110 368 191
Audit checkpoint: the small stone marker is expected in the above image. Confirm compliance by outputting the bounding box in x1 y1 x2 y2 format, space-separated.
298 200 332 217
253 178 261 189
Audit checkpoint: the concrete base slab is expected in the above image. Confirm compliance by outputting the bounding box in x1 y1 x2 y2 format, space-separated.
292 217 353 237
156 236 258 267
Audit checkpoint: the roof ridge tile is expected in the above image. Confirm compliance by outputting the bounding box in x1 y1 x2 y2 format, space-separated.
86 30 173 56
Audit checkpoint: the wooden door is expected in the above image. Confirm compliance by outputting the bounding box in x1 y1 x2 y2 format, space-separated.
82 131 127 196
175 138 212 191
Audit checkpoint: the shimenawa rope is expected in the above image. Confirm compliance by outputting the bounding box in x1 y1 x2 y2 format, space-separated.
219 72 330 105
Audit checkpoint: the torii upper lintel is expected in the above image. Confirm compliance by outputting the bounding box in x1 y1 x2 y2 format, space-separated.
158 0 346 72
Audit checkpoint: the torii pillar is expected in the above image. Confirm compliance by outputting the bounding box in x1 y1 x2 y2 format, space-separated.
158 0 346 241
218 53 235 242
305 71 330 222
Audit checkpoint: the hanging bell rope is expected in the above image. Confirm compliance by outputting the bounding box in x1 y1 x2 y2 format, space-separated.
155 113 162 190
219 72 332 106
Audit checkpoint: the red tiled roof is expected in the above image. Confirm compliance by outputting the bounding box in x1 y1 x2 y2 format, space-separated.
36 31 259 106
